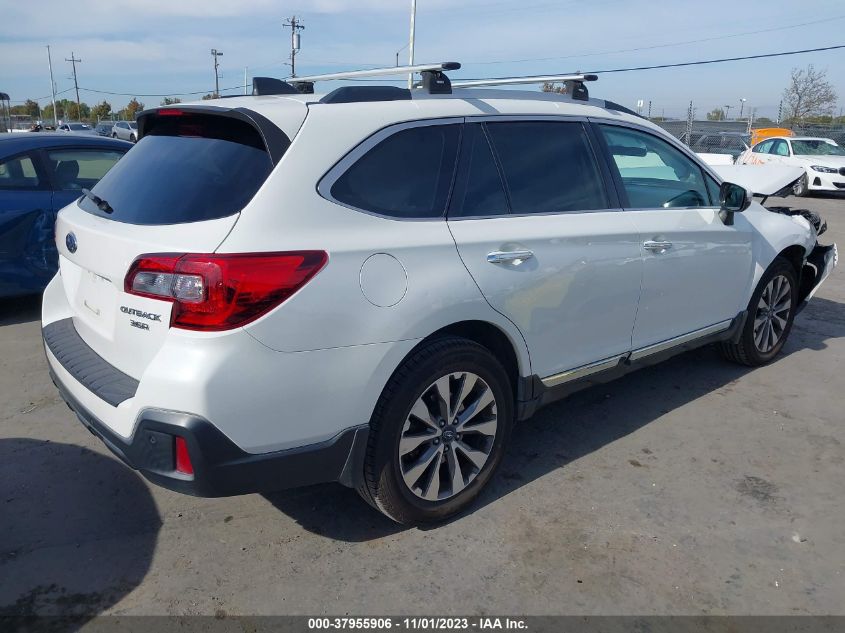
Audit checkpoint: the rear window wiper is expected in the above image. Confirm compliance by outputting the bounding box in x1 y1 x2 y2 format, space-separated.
81 188 114 214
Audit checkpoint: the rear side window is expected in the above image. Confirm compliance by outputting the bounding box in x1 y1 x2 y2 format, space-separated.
46 149 124 190
80 113 278 225
753 140 774 154
484 121 609 214
330 124 460 219
449 123 508 218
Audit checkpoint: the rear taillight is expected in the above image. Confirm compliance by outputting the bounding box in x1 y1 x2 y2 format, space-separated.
124 251 328 331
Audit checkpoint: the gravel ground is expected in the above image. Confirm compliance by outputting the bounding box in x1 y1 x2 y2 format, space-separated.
1 194 843 618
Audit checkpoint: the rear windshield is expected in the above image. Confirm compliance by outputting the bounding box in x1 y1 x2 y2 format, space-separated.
80 113 277 225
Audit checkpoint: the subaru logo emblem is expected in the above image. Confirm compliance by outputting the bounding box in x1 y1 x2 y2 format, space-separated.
66 232 77 253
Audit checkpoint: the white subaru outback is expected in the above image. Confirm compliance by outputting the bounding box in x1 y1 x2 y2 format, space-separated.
42 65 837 525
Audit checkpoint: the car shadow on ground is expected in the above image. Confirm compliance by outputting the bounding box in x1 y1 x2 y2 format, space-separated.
265 296 845 540
0 294 41 327
0 438 161 623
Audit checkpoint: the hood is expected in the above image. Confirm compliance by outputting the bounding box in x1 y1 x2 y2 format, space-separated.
793 155 845 168
710 164 805 197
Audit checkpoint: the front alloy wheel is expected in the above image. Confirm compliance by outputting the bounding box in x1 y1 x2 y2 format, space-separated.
753 274 792 353
399 372 498 502
720 256 797 366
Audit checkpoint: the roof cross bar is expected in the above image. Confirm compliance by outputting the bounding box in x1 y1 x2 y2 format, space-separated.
291 62 461 92
452 73 598 101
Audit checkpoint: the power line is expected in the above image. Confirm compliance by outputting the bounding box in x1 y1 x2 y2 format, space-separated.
15 43 845 103
464 15 845 66
583 43 845 75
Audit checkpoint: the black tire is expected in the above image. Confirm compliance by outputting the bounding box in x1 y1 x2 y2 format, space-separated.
112 133 117 138
129 134 136 143
793 173 809 197
358 337 514 525
720 257 798 366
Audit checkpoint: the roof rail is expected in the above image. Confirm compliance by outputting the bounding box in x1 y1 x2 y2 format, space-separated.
452 73 598 101
291 62 461 94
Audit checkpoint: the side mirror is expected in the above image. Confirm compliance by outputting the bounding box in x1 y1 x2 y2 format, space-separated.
719 181 751 213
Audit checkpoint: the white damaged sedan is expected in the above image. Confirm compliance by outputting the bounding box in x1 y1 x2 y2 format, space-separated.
738 136 845 196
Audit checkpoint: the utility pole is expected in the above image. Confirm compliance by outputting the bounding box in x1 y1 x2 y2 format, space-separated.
65 52 82 120
211 48 223 97
723 104 732 120
283 16 305 78
408 0 417 88
46 45 57 126
739 97 747 120
244 67 249 95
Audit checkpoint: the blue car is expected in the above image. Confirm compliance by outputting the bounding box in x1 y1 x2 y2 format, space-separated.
0 133 131 297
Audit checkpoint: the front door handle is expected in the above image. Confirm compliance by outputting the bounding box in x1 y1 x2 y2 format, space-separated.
643 240 673 253
487 250 534 265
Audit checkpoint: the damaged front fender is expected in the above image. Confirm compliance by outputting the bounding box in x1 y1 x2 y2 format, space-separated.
797 242 838 313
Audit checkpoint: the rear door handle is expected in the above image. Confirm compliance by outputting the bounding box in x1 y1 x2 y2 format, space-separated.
643 240 673 253
487 250 534 265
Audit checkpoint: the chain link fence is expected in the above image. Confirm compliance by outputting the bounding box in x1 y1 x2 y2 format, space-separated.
654 116 845 162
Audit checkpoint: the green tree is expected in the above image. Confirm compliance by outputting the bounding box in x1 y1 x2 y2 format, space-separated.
706 108 725 121
201 93 216 100
91 100 112 121
119 98 145 121
782 65 837 124
160 97 182 106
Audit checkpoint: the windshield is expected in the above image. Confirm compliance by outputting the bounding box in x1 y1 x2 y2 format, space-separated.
129 122 138 129
80 113 280 225
69 123 90 130
791 140 845 156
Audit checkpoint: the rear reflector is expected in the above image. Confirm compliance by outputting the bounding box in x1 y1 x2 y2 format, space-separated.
157 108 184 116
175 436 194 475
125 251 328 331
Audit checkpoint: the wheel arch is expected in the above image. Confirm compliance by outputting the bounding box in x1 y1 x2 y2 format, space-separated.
383 319 529 410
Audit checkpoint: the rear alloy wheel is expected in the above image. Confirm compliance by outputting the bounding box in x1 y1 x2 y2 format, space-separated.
359 337 513 525
793 173 809 197
399 372 498 501
720 257 797 366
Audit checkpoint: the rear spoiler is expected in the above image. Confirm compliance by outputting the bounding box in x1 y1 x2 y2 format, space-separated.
135 106 290 166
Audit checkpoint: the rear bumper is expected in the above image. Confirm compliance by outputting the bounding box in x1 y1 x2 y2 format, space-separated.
48 360 369 497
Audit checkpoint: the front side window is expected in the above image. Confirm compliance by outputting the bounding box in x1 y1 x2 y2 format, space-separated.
599 124 711 209
330 124 460 219
0 153 41 189
484 120 609 214
46 149 124 190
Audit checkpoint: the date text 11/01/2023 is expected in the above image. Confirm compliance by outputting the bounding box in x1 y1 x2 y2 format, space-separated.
307 617 528 630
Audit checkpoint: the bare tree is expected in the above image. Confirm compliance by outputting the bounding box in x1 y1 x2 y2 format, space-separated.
782 65 837 124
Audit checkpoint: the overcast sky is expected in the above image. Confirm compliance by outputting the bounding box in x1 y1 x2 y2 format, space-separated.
2 0 844 119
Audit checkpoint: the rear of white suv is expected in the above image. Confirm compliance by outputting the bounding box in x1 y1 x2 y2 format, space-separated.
43 87 836 525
